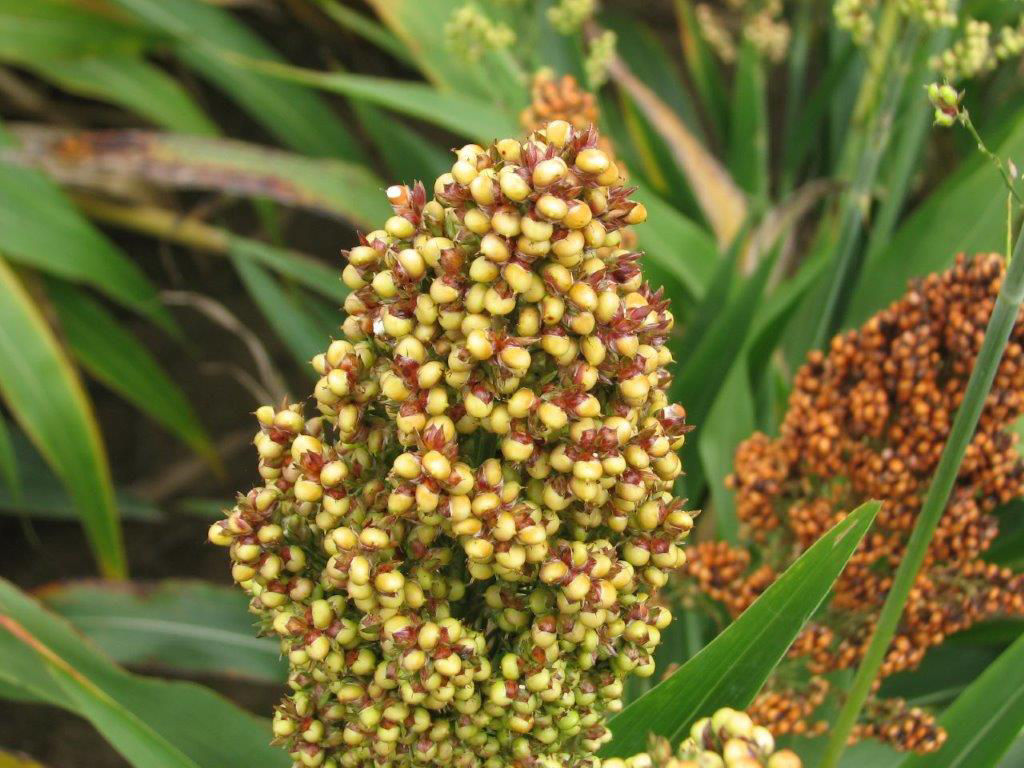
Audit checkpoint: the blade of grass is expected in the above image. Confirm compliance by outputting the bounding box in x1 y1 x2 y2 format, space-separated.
900 633 1024 768
796 14 920 357
0 578 286 767
39 579 284 683
4 126 388 229
0 257 124 578
28 56 217 135
672 0 727 141
231 252 323 370
46 281 217 466
728 41 768 203
0 0 157 58
1 614 200 768
672 249 775 498
779 0 814 196
312 0 412 66
72 196 348 305
0 161 174 333
847 102 1024 326
820 219 1024 768
223 52 521 141
107 0 361 159
601 501 879 757
698 359 753 542
606 50 746 248
351 102 450 185
0 416 17 500
630 178 718 301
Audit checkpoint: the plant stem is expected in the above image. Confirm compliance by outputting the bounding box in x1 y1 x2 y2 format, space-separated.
819 217 1024 768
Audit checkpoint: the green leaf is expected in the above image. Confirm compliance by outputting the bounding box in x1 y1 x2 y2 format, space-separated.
0 162 174 332
672 251 775 497
0 430 160 522
29 56 217 135
352 102 451 185
6 127 388 231
728 42 769 201
228 236 348 305
232 252 324 369
0 578 286 768
40 580 284 683
0 415 17 500
672 0 727 140
107 0 361 159
847 103 1024 327
631 179 717 301
698 359 753 543
222 54 522 143
601 501 879 757
0 0 156 58
901 632 1024 768
364 0 526 103
314 0 412 66
0 257 125 578
47 281 216 464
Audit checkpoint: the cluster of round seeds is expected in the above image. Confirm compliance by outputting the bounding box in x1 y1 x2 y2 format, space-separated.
210 122 696 768
603 708 802 768
684 254 1024 752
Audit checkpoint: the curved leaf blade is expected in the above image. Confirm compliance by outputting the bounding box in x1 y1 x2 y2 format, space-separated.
1 614 199 768
29 56 217 135
601 501 879 758
5 126 388 230
901 632 1024 768
222 54 522 142
47 281 216 465
106 0 360 159
0 161 173 332
39 579 284 683
0 257 125 578
0 578 286 768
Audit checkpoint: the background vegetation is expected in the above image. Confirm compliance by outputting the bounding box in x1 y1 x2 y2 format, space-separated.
0 1 1022 766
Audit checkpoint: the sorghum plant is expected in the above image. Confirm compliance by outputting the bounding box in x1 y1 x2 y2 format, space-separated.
210 121 697 767
605 707 802 768
686 254 1024 752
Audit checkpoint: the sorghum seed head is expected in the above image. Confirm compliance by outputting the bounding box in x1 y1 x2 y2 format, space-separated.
212 122 697 768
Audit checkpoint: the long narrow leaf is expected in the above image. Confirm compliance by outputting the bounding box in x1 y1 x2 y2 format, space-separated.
601 501 880 757
39 580 283 683
728 42 769 202
1 614 199 768
0 415 17 499
0 430 160 522
107 0 361 159
847 104 1024 326
901 633 1024 768
4 126 388 230
232 252 324 369
672 250 775 496
220 53 522 142
607 53 746 248
0 578 286 767
70 196 349 305
0 0 156 58
0 162 174 332
47 281 216 464
29 56 217 135
0 257 124 578
632 179 717 300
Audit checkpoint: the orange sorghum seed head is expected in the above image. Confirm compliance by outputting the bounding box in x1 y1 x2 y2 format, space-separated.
211 123 702 768
686 254 1024 754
